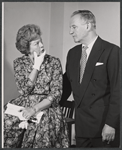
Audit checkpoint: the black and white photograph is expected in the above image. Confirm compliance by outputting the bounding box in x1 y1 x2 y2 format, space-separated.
2 1 121 148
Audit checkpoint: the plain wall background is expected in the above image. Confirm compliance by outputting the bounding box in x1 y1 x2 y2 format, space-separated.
3 2 120 145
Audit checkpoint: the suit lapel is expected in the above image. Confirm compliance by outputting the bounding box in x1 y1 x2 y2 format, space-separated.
77 37 105 107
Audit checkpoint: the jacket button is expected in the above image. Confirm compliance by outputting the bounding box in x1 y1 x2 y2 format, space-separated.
93 79 96 81
92 93 95 96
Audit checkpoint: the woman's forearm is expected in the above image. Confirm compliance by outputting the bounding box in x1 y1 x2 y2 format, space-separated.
28 68 38 83
33 99 52 112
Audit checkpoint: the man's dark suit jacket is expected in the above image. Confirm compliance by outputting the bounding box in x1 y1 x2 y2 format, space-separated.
65 36 120 138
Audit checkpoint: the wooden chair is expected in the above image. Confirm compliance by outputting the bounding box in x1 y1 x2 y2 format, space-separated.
60 100 75 147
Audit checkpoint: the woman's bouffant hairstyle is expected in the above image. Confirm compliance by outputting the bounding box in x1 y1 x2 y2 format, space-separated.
16 24 42 55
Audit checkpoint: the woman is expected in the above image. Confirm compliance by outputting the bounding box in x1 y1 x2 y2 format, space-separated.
4 24 69 148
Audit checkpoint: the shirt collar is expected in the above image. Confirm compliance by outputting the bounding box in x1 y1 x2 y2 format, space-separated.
82 36 98 50
87 36 98 50
82 36 98 60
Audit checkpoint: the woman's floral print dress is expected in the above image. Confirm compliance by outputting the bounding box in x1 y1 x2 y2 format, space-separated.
4 54 69 148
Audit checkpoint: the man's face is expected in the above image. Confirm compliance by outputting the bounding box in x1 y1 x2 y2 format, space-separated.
69 14 88 43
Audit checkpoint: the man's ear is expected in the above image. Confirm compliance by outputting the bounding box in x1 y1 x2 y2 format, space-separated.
86 22 91 30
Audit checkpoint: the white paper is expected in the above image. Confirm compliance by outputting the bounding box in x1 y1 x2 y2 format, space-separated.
5 103 44 123
19 121 28 129
7 103 24 110
5 103 27 120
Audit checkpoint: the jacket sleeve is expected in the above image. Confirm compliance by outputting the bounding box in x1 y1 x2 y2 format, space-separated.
105 45 120 128
64 51 72 99
59 72 72 105
13 58 35 96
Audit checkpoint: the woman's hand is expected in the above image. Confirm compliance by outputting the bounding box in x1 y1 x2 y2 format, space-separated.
20 107 36 120
33 50 46 70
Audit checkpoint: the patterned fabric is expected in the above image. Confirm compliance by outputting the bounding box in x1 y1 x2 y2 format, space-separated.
80 46 88 83
4 54 69 148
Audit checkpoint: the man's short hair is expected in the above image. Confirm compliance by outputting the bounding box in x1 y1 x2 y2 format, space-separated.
71 10 96 28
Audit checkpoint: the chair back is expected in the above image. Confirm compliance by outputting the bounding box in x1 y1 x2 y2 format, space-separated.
60 100 75 119
60 100 75 147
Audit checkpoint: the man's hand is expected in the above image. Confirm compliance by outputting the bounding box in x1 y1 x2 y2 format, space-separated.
102 124 115 143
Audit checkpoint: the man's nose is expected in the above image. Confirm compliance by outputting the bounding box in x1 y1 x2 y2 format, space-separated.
69 27 73 35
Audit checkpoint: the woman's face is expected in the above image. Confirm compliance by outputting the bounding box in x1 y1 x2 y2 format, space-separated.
29 37 44 56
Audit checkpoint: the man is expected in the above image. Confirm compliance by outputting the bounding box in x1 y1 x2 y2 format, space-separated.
62 10 120 147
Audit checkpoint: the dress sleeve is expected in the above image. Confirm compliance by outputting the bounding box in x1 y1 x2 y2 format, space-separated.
13 58 34 96
46 58 63 107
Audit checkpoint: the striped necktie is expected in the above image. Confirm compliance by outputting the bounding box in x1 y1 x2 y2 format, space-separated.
80 46 88 83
